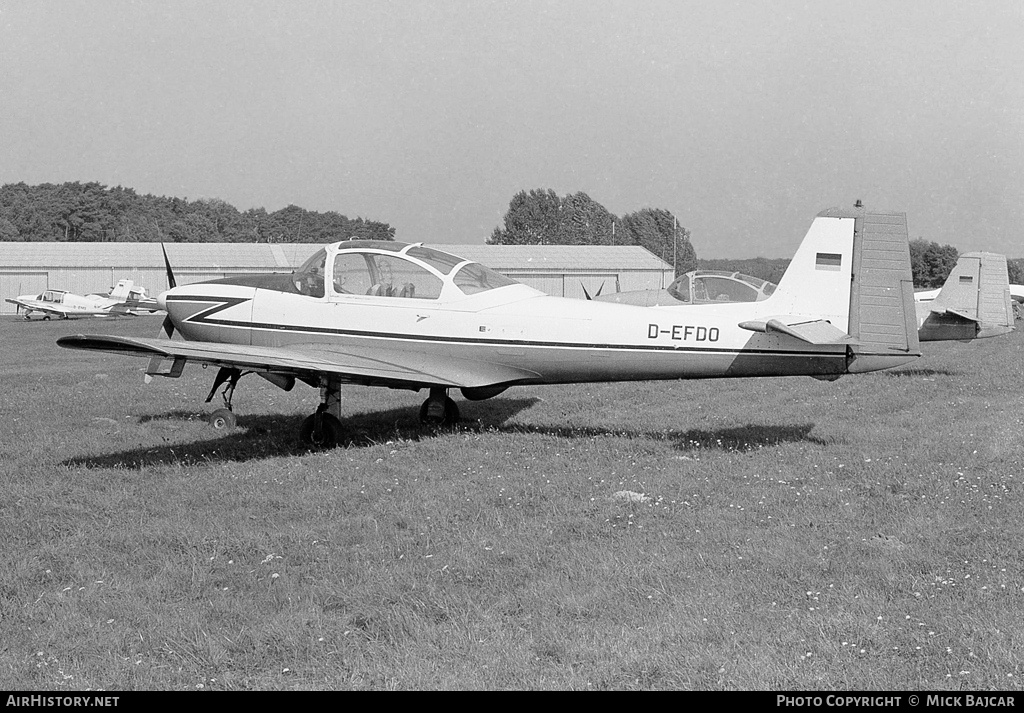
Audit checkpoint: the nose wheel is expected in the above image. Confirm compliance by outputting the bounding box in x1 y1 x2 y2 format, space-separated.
419 388 459 426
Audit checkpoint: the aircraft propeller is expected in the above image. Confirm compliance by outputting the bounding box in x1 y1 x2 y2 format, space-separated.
160 243 177 338
581 281 605 301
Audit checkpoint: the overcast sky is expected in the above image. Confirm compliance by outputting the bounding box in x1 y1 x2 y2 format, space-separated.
1 0 1021 258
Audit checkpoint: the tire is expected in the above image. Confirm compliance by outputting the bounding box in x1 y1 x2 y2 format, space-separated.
208 408 237 430
299 412 343 449
419 395 459 426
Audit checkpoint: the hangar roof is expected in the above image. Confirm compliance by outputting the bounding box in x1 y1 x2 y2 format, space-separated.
0 242 670 271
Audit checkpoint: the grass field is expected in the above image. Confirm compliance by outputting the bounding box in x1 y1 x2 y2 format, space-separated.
1 314 1022 690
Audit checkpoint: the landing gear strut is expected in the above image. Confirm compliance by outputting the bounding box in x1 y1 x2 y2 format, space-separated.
299 377 344 449
205 367 243 430
419 387 459 426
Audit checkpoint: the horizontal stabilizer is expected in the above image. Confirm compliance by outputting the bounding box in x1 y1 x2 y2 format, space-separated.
930 306 978 322
738 317 854 345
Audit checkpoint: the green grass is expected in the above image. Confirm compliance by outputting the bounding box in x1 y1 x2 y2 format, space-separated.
1 314 1023 690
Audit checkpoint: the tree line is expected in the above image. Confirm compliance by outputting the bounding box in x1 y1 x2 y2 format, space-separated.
0 182 394 243
4 181 1016 289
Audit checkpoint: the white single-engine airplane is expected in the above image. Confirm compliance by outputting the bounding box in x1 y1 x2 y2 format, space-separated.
7 279 159 320
58 207 921 448
913 252 1016 341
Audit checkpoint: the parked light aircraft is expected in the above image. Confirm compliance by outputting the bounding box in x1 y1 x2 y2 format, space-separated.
912 252 1016 341
58 207 921 448
7 279 159 320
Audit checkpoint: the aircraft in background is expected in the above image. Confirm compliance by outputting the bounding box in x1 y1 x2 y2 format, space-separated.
6 279 160 320
58 207 921 448
913 252 1016 341
594 269 777 307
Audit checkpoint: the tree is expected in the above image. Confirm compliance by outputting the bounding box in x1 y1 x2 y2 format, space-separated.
488 189 563 245
1007 258 1024 286
909 239 959 288
489 189 697 273
618 207 697 275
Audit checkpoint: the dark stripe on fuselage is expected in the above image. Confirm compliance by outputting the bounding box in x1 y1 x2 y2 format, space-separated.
167 294 850 358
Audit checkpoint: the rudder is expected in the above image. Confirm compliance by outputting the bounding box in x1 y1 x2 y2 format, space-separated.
842 209 920 371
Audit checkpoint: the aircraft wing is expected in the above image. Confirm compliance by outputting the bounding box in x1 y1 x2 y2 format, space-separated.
5 299 79 317
56 334 542 389
737 317 855 345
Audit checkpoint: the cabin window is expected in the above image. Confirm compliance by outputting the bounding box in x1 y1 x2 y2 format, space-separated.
453 263 517 295
372 255 443 299
405 246 465 275
293 249 327 298
332 253 375 295
696 276 758 302
331 252 441 299
667 275 691 302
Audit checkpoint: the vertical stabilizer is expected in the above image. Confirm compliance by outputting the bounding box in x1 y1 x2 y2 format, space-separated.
767 211 857 330
754 207 919 372
917 252 1014 340
108 279 135 301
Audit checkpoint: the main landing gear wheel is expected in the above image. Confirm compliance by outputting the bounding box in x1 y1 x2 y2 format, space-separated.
300 411 343 449
419 391 460 426
205 367 244 432
208 408 237 430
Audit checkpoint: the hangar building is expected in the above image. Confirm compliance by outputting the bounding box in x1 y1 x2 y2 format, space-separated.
0 242 672 314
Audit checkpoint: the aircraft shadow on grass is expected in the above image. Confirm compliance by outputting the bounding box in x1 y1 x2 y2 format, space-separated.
63 398 541 469
881 367 960 378
63 397 829 470
495 422 832 452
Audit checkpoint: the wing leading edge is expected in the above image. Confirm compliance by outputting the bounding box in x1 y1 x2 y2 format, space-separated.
56 334 542 390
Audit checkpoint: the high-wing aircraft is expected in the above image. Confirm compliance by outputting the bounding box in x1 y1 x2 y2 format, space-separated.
7 279 159 320
913 252 1016 341
58 207 921 448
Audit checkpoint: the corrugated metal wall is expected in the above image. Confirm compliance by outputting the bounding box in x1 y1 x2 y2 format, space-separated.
1 244 672 314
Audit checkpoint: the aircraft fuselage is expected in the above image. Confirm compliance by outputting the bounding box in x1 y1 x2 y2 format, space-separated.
162 281 882 386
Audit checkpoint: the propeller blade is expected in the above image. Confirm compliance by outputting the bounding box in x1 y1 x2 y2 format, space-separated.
158 243 177 339
161 243 177 289
161 314 175 339
581 283 592 300
594 281 605 298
